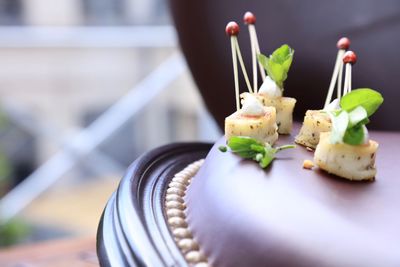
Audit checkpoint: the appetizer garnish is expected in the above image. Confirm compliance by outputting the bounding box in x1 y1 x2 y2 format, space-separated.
257 44 294 91
219 136 295 168
314 88 383 181
224 21 279 145
295 38 351 148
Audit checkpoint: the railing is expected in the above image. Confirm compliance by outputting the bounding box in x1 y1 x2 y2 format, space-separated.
0 26 220 222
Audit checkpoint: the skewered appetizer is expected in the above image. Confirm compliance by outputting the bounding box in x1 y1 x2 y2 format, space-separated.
314 88 383 180
256 45 296 135
240 12 296 135
295 37 350 148
224 21 278 145
225 94 278 145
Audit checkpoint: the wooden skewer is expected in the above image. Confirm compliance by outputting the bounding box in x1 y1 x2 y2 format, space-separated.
324 37 350 108
337 59 344 99
244 12 259 92
226 22 241 111
343 64 349 95
231 37 240 110
251 27 266 82
324 50 344 108
244 11 266 83
337 37 350 98
344 64 351 94
348 65 352 92
234 38 253 93
343 51 357 95
249 27 257 92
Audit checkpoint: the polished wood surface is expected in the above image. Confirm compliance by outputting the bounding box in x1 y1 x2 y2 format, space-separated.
97 142 212 267
0 237 98 267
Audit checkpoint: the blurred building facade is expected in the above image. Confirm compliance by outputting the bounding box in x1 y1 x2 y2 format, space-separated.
0 0 220 244
0 0 219 170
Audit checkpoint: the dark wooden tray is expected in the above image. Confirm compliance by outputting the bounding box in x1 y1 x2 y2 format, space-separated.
96 142 212 267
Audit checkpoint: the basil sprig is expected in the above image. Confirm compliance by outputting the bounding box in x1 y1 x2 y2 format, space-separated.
257 44 294 89
219 136 295 168
329 89 383 145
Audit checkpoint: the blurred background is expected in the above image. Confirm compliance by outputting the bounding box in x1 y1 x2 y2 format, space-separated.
0 0 220 248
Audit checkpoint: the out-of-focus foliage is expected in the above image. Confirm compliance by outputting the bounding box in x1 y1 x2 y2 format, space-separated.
0 218 31 247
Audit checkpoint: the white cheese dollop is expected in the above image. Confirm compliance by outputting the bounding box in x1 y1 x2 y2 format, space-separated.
240 94 265 116
258 76 282 98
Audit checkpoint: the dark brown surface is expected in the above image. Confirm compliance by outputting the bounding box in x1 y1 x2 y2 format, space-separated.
169 0 400 131
0 237 98 267
185 127 400 266
96 142 211 267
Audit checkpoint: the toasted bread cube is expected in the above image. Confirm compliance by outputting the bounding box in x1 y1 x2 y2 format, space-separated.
295 110 332 149
259 95 296 134
225 107 278 145
314 132 378 181
241 93 296 134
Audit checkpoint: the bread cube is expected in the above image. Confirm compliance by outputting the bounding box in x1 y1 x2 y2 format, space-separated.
241 93 296 134
314 132 378 181
225 107 278 145
295 110 332 149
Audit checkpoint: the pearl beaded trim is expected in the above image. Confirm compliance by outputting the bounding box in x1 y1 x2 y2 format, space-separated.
165 159 210 267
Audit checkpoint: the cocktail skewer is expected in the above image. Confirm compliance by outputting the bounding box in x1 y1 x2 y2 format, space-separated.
244 11 266 87
324 37 350 108
226 21 241 111
343 51 357 94
234 37 253 94
337 59 344 99
336 38 350 99
244 12 258 92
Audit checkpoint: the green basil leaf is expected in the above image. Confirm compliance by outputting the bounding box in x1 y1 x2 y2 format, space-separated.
250 144 266 153
227 136 262 158
229 148 257 159
218 146 227 152
267 58 285 88
228 136 263 147
257 44 294 89
226 136 294 169
270 44 294 70
258 54 283 88
259 152 275 168
340 88 384 117
343 125 365 145
257 53 268 72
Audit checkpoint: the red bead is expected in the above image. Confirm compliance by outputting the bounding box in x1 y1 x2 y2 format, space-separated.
337 37 350 50
343 51 357 65
243 12 256 25
225 21 239 36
